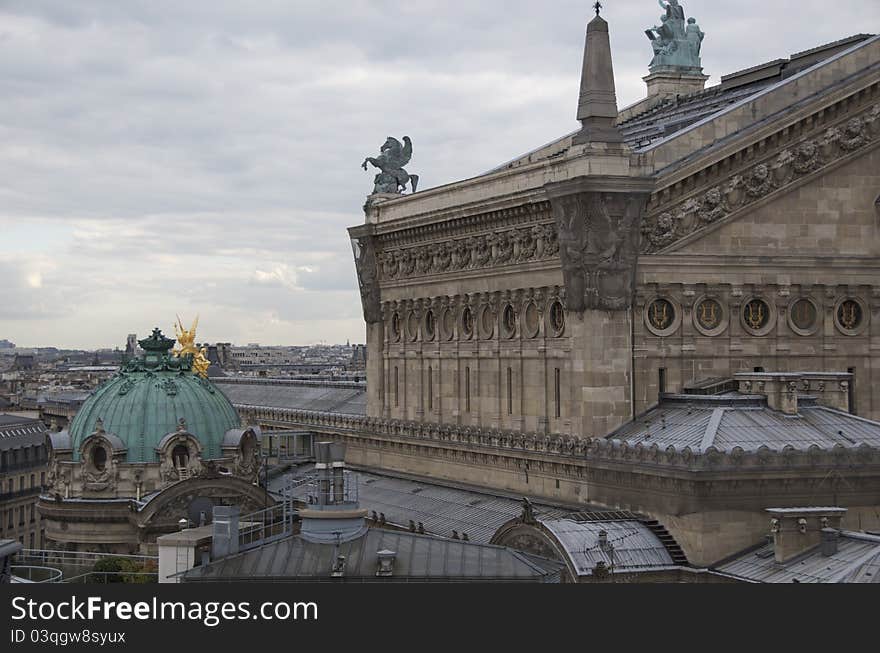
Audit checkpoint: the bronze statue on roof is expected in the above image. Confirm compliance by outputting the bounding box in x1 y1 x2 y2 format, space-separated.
362 136 420 195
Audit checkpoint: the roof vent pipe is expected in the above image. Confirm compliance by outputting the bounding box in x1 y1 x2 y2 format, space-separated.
820 528 840 557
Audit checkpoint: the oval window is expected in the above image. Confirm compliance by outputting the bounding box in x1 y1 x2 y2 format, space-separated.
91 446 107 472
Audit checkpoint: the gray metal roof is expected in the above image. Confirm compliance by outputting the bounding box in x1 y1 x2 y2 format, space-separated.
282 468 575 543
542 518 674 576
0 414 47 452
36 391 90 405
215 379 366 415
716 532 880 583
609 398 880 453
619 81 778 148
182 528 563 582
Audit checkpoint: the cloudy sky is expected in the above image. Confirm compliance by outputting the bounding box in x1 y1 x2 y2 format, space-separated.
1 0 877 349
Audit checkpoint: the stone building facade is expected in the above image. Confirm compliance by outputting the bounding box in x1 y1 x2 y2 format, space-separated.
350 21 880 437
333 11 880 566
0 415 48 550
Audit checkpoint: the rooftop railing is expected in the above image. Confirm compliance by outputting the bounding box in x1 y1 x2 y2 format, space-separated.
10 565 62 583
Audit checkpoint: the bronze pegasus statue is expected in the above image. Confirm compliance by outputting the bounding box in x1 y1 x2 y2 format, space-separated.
362 136 419 194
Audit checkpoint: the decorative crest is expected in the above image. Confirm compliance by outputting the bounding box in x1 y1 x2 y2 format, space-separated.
138 328 175 354
594 1 602 16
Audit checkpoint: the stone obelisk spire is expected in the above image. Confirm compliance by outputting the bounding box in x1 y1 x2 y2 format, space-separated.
573 5 623 145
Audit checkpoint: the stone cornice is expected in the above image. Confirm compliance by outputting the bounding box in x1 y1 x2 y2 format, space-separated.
376 201 551 249
638 255 880 270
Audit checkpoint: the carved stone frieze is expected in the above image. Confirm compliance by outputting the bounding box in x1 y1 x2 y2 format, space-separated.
376 222 559 281
642 101 880 254
546 180 652 312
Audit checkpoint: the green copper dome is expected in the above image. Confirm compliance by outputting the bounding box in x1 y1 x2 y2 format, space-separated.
68 329 240 463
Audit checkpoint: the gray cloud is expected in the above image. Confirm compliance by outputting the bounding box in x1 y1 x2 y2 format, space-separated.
0 0 877 347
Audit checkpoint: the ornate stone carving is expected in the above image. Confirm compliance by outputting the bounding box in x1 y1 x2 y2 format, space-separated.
642 211 678 251
745 163 772 198
641 101 880 253
793 140 820 174
548 186 651 312
351 234 382 324
232 430 261 483
377 221 559 282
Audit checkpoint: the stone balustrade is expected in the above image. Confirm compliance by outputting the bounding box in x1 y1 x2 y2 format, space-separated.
234 403 880 472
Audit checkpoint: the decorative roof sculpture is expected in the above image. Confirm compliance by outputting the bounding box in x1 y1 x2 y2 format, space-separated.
645 0 705 72
173 315 210 379
362 136 419 195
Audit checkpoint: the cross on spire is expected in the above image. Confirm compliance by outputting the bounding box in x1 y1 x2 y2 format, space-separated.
594 1 602 16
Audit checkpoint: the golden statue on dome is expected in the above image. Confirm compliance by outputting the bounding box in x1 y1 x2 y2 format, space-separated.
173 315 211 379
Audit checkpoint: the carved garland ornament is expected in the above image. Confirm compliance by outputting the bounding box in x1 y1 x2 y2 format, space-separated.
642 102 880 253
376 223 559 281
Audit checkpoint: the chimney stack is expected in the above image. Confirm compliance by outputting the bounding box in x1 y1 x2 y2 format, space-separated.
820 528 840 557
767 507 847 563
331 442 347 503
597 530 609 552
300 442 367 544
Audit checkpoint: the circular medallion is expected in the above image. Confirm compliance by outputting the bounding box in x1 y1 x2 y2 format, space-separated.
390 312 401 342
502 305 517 339
692 296 728 337
406 311 419 342
441 308 456 341
523 302 540 339
834 297 868 336
787 297 820 336
644 297 681 337
423 310 436 342
740 297 775 336
479 306 495 339
460 306 474 340
549 301 565 337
